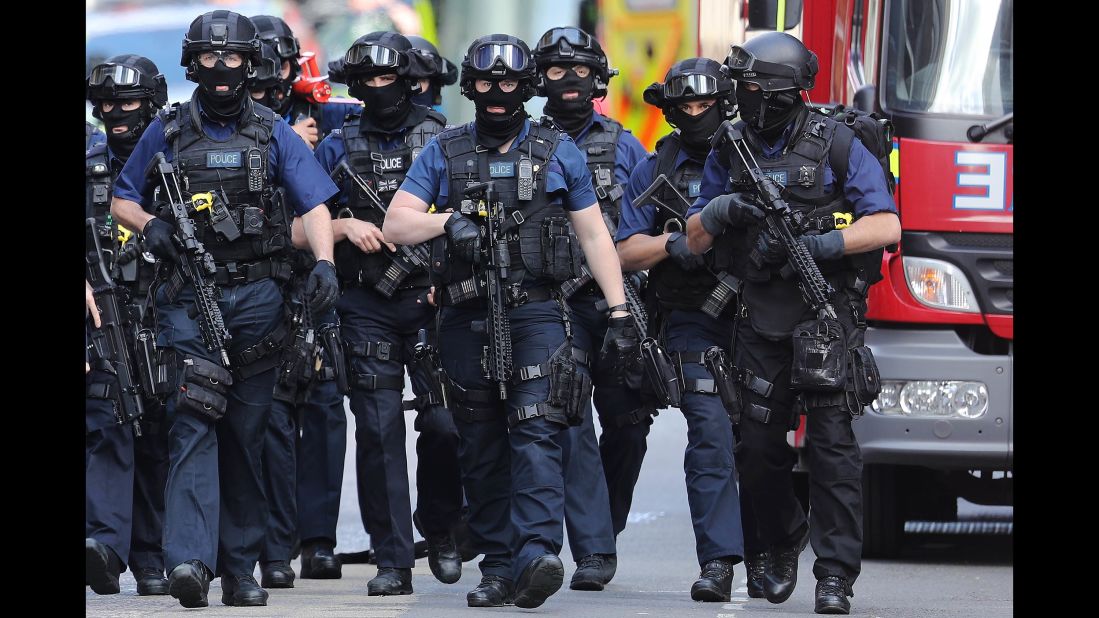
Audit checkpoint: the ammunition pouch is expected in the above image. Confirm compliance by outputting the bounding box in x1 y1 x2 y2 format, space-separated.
319 324 350 395
539 216 583 282
176 357 233 422
847 345 881 414
790 316 847 392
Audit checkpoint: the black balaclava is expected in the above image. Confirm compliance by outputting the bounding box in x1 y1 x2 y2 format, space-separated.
259 78 294 115
473 80 527 148
195 60 249 122
736 83 804 143
101 102 150 161
669 103 722 161
543 69 595 139
350 76 413 130
412 81 439 108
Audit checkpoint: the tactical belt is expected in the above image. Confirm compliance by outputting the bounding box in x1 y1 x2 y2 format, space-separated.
349 372 404 391
675 350 774 398
745 403 775 424
511 347 589 384
610 406 655 428
213 259 292 286
347 340 407 364
231 318 291 378
508 402 566 428
402 392 444 411
442 279 554 308
672 351 719 394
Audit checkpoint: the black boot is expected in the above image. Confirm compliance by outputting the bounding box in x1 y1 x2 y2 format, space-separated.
570 553 618 591
367 567 413 596
167 560 211 608
221 573 269 606
261 560 296 588
467 575 513 607
134 566 169 595
690 558 735 602
764 527 810 604
513 554 565 609
744 551 769 599
426 532 462 584
300 541 342 579
815 575 853 614
85 538 123 595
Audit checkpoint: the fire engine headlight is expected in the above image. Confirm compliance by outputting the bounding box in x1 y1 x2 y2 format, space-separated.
902 257 979 313
871 380 989 418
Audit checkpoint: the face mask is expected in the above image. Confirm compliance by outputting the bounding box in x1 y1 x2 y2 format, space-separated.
472 80 527 148
253 81 293 116
736 83 803 140
195 61 248 121
543 69 595 137
349 77 412 130
412 82 440 108
101 102 149 160
669 103 722 160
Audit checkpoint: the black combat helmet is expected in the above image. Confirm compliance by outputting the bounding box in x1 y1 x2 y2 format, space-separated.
329 31 414 83
406 35 458 84
459 34 539 100
722 31 817 92
643 57 737 123
532 26 616 99
180 10 262 76
86 54 168 114
250 15 301 82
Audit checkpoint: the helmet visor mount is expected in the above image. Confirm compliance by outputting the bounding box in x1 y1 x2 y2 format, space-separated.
344 43 401 69
89 63 143 88
664 73 719 99
535 27 592 53
470 43 528 73
267 35 299 59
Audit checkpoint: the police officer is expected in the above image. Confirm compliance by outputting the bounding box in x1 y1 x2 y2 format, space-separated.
405 35 458 112
312 31 463 596
249 15 359 148
616 57 746 602
532 25 649 591
87 120 107 150
111 10 340 608
384 34 635 609
85 53 172 597
685 32 901 615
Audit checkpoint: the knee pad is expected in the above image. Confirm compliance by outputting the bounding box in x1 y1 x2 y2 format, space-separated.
175 357 233 422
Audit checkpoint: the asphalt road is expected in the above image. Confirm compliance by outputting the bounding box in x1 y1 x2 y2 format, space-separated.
87 394 1013 617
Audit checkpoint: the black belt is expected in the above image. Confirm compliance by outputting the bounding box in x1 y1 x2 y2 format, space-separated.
610 406 655 428
349 372 404 391
212 259 292 286
442 280 554 308
346 340 406 363
508 402 566 428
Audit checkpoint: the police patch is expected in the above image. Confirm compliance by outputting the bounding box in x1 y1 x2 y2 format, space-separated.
207 151 242 168
763 170 788 186
489 161 516 178
688 179 702 198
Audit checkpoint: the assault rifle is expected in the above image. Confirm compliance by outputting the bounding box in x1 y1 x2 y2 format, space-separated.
462 181 512 400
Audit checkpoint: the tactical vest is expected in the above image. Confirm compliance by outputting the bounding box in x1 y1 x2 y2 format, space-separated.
86 145 154 294
160 98 290 263
712 111 881 286
335 109 446 286
577 117 625 236
437 118 581 305
646 133 723 311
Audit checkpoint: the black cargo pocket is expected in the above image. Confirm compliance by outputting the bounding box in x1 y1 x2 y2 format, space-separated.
849 345 882 406
790 317 847 391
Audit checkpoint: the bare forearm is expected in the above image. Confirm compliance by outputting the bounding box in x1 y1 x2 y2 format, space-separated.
686 215 715 254
578 232 626 308
840 212 901 255
616 233 672 271
301 205 334 262
382 190 449 244
111 197 154 233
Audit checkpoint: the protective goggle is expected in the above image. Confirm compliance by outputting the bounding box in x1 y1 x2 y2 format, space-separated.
724 44 813 82
664 73 720 99
470 43 529 72
265 35 299 59
88 63 144 88
344 43 401 68
535 27 593 53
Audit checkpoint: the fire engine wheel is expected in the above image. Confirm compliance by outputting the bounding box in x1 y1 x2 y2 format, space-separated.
862 463 903 558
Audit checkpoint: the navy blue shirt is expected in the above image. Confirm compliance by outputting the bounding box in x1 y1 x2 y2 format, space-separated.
113 98 338 216
617 141 702 242
86 122 107 150
571 112 649 189
399 118 598 212
685 120 897 221
314 115 421 209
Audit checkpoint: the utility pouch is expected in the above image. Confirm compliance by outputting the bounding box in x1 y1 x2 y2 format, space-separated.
135 328 172 398
703 346 742 423
848 345 882 407
640 337 681 408
546 348 592 426
320 324 350 395
790 316 847 391
541 216 582 281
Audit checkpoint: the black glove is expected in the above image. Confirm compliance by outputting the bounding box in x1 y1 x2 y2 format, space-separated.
699 192 764 235
142 218 179 261
665 232 705 271
753 228 786 266
800 230 846 261
600 312 641 381
305 259 340 315
444 212 481 263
